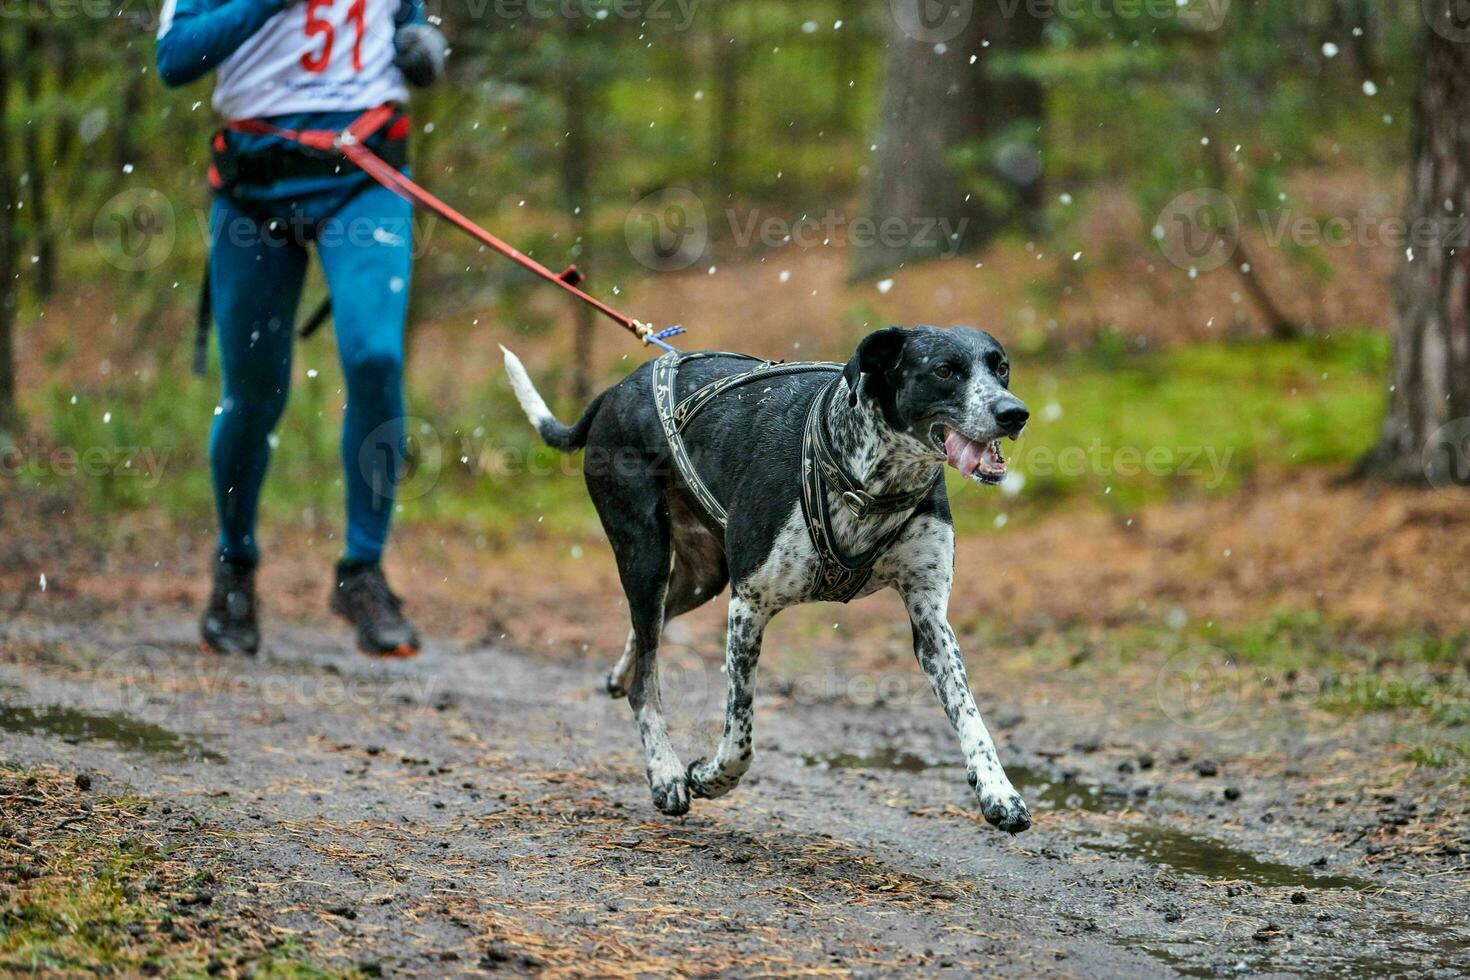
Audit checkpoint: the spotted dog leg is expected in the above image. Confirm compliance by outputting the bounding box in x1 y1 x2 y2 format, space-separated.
597 490 690 815
687 594 770 799
902 586 1030 834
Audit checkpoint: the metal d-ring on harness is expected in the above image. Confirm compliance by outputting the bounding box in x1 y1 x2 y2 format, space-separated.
653 351 941 603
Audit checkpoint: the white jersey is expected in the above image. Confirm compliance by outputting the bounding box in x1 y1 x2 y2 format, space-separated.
161 0 409 120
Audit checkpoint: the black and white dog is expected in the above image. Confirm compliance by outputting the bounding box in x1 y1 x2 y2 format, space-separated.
502 325 1033 833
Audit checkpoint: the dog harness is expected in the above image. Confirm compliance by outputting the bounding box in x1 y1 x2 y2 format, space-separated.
653 352 941 603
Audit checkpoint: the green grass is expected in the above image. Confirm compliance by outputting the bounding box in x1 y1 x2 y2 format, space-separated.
0 768 345 978
999 611 1469 740
20 330 1389 547
1405 742 1470 768
947 330 1389 534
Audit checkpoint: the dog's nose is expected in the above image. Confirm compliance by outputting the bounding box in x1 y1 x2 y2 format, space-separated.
993 397 1029 436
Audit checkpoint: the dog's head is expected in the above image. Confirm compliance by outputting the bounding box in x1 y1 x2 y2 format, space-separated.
842 325 1027 485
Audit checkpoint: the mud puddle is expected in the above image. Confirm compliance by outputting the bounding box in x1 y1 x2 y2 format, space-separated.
1080 824 1371 892
0 697 225 763
811 746 1375 895
806 748 1134 813
805 747 938 773
1120 919 1470 980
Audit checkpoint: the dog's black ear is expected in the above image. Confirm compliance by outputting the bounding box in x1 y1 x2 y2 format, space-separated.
843 327 908 406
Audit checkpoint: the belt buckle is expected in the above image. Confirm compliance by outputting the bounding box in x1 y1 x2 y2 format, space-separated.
842 490 872 518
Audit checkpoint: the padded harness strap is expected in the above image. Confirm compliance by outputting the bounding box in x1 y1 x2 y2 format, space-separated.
653 353 940 603
800 379 941 602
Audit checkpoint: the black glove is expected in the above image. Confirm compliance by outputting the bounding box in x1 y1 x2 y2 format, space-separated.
394 23 447 88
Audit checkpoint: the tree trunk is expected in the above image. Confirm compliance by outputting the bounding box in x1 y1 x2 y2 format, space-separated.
1200 130 1303 339
1335 0 1378 82
53 30 77 207
831 0 858 133
1358 22 1470 484
709 0 740 196
22 23 55 299
0 33 19 435
561 32 595 405
114 50 144 176
854 2 1045 278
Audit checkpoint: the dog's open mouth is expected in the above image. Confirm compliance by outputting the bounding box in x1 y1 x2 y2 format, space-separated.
940 427 1008 485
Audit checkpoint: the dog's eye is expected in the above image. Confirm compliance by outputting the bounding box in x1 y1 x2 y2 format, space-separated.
934 365 954 380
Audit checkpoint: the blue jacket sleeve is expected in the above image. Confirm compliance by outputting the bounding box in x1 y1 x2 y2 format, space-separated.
396 0 424 28
155 0 289 88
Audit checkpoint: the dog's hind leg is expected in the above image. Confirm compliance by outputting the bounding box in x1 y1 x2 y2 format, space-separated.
606 523 728 699
599 497 693 816
687 593 771 799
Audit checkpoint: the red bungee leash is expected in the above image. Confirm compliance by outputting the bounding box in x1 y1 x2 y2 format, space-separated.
225 105 684 354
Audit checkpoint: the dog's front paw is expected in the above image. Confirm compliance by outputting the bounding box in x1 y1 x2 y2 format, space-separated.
978 788 1031 835
648 773 691 816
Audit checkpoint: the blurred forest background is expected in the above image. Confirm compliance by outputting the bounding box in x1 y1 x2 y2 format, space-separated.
1 1 1468 767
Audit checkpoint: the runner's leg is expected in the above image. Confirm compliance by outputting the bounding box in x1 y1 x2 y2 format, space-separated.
208 197 308 564
315 184 413 564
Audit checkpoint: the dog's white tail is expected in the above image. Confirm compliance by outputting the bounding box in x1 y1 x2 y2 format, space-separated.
500 345 596 452
500 345 553 429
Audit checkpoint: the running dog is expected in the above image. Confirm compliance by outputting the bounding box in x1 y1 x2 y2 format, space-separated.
501 325 1032 833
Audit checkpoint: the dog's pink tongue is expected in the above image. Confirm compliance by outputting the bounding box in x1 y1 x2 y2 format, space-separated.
944 431 985 478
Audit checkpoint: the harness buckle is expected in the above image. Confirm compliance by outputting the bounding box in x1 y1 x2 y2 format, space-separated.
841 490 873 518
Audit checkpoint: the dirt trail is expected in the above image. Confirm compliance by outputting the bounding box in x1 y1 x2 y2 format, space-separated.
2 614 1467 978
